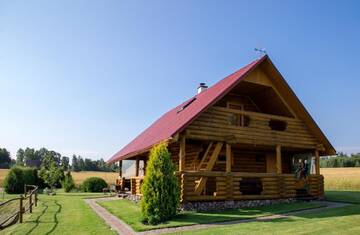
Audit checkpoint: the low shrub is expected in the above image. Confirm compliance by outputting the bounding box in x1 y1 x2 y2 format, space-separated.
81 177 107 192
61 171 75 192
4 167 24 194
3 166 41 194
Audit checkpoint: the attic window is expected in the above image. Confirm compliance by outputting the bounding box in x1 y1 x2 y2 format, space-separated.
229 113 250 127
269 119 287 131
177 97 196 113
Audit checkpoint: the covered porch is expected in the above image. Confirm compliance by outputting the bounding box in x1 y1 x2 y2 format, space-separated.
116 139 323 201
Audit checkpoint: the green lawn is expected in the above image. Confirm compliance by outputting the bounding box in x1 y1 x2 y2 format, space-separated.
97 199 323 232
325 190 360 204
164 191 360 235
3 191 359 235
2 192 116 235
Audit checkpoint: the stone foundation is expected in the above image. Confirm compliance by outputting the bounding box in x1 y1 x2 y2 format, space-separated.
126 194 142 203
124 194 315 212
180 198 299 212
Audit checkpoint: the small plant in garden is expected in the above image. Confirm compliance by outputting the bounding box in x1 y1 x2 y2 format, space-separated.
82 177 108 192
61 171 75 192
141 142 179 225
39 161 64 192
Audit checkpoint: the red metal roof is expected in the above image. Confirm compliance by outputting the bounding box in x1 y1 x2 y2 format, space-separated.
107 56 266 163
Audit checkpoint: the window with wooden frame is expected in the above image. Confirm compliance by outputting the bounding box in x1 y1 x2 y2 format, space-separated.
227 102 250 127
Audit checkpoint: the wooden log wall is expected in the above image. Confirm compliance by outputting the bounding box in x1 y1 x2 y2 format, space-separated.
130 177 144 195
186 106 318 149
179 171 324 202
308 175 324 197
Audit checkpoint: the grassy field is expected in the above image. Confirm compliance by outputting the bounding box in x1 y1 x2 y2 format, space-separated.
2 192 116 235
0 169 8 187
321 168 360 190
0 169 118 187
98 199 322 232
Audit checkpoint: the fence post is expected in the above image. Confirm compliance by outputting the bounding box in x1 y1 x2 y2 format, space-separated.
24 184 27 196
35 188 38 207
29 193 32 213
19 195 23 223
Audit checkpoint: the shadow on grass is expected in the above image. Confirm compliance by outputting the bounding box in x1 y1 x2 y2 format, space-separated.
25 200 49 235
45 200 62 235
22 199 62 235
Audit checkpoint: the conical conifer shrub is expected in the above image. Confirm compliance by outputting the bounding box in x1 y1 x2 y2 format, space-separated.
141 142 179 225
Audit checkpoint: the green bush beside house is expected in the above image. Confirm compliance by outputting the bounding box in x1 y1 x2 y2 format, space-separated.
141 142 180 225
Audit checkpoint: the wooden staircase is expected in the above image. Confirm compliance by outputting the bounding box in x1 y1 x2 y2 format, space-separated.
194 142 223 195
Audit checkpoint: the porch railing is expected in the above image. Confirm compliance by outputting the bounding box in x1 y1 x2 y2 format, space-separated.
129 172 324 201
130 177 144 195
178 171 324 202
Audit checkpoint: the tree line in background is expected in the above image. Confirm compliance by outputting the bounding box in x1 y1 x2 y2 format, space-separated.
0 147 118 172
320 152 360 168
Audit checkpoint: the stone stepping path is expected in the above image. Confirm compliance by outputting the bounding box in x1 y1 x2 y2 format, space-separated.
85 198 135 235
85 198 349 235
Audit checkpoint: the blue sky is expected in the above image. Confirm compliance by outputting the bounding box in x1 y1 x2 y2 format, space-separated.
1 1 359 159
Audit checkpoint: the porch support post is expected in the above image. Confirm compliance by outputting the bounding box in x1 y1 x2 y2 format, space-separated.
179 135 186 171
119 160 122 178
135 157 140 177
226 144 232 173
144 159 147 176
276 145 282 174
226 143 233 200
315 149 320 175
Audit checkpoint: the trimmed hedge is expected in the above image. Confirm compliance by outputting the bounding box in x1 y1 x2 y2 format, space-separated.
81 177 107 192
4 167 41 194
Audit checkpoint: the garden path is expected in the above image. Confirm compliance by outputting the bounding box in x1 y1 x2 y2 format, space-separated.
85 198 349 235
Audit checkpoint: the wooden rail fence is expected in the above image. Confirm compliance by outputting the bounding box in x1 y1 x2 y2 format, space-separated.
0 185 38 230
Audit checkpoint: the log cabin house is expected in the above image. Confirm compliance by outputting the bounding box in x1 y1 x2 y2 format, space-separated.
108 55 335 202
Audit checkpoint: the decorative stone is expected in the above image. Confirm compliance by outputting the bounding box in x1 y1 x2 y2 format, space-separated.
126 194 142 203
180 198 299 212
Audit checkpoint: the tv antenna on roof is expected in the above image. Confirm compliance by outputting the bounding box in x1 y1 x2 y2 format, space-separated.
254 48 267 57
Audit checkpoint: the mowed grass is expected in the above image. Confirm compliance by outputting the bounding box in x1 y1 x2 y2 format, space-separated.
2 192 116 235
98 199 323 232
0 169 118 186
165 191 360 235
321 168 360 190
